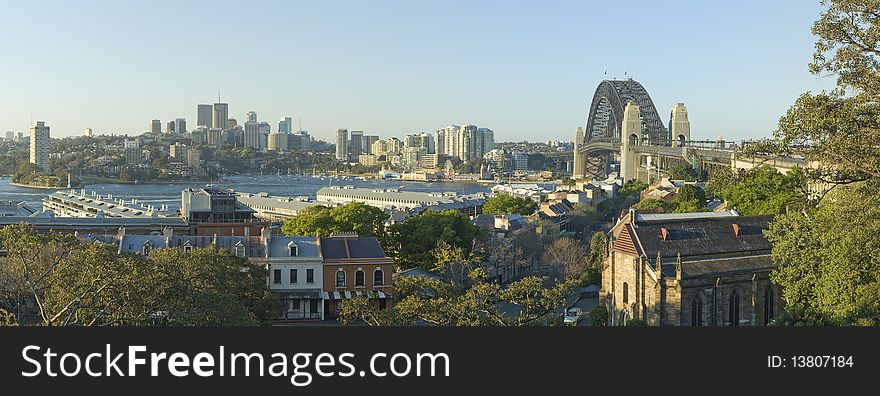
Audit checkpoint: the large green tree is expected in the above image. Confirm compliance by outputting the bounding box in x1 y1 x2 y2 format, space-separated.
752 0 880 325
0 223 280 325
715 166 805 216
386 210 484 270
281 202 388 237
482 194 538 216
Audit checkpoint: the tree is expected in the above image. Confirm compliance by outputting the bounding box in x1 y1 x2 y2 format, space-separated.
618 180 648 198
718 166 805 215
542 237 588 280
630 199 672 212
567 203 599 233
387 210 484 270
0 223 281 326
482 194 538 216
588 305 608 326
0 308 17 326
670 184 707 213
755 0 880 326
339 272 577 326
768 181 880 325
705 166 735 198
669 164 699 181
281 202 387 237
585 232 609 286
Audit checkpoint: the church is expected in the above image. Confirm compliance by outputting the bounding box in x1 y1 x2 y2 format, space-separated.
600 209 782 326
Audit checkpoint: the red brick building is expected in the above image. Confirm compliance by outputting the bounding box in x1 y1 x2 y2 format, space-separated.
319 233 394 318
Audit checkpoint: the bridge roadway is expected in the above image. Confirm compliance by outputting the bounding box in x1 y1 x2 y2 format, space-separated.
579 138 737 166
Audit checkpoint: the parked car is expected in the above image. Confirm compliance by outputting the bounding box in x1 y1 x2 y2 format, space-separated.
563 307 584 326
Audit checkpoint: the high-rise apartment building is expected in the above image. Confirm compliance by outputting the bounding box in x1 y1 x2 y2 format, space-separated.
435 124 493 161
6 131 14 141
151 119 161 134
213 103 229 129
197 104 212 128
191 126 208 145
363 135 379 154
247 111 257 123
335 129 349 161
29 121 50 170
83 128 93 137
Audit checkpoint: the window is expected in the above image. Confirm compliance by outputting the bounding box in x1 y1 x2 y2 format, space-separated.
355 269 365 287
273 269 281 284
142 242 152 255
622 282 629 304
183 244 193 253
374 269 384 286
336 270 345 287
309 299 319 313
234 243 245 257
692 295 703 326
728 290 741 326
764 286 776 325
288 242 298 256
306 269 314 284
290 269 297 284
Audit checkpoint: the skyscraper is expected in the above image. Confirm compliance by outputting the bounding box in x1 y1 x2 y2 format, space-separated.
335 129 349 161
435 124 493 161
5 131 14 141
279 116 293 134
258 122 270 149
197 104 212 128
213 103 229 129
363 135 379 154
246 111 257 123
349 131 364 162
244 120 260 149
166 120 175 133
151 119 161 134
175 118 187 134
83 128 93 137
30 121 50 170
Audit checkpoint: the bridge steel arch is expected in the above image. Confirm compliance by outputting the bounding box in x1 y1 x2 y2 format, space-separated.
573 79 670 179
582 79 668 145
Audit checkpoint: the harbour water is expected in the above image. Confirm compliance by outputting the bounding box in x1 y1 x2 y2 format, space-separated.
0 175 491 213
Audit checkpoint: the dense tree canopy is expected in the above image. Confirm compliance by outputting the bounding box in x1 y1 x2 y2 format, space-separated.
281 202 387 237
754 0 880 325
712 166 805 216
386 210 484 271
482 194 538 216
0 223 280 326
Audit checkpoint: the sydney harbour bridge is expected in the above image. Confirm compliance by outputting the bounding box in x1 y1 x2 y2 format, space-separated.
573 79 747 182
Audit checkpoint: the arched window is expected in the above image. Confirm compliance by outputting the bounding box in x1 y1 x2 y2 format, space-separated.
355 269 365 287
374 269 384 286
763 286 776 325
335 270 345 287
142 242 152 255
728 290 741 326
288 242 298 257
622 282 629 304
692 295 703 326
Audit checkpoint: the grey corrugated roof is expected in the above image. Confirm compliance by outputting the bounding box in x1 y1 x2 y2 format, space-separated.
319 236 387 259
633 215 773 259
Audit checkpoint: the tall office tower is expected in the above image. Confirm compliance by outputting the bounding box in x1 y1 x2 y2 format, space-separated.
291 131 311 151
278 116 293 134
166 120 176 133
213 103 229 129
5 131 14 141
197 104 212 128
335 129 349 160
228 126 244 147
227 118 237 128
349 131 363 161
267 132 288 151
363 135 379 154
17 132 23 142
669 102 690 147
208 128 223 146
244 111 256 123
244 120 260 149
175 118 187 134
151 119 161 134
191 126 208 145
258 122 270 149
83 128 93 137
29 121 50 170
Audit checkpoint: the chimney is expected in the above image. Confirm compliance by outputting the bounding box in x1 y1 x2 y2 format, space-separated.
117 226 126 239
162 226 173 238
661 227 669 241
732 223 741 237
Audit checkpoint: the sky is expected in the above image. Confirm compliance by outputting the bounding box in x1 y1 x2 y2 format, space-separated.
0 0 836 143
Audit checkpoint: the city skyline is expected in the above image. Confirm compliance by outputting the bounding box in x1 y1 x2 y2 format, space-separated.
0 1 835 142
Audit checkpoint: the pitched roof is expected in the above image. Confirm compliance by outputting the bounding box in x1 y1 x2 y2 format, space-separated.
319 236 388 260
614 215 773 258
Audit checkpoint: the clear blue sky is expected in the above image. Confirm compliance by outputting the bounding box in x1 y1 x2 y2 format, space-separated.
0 0 835 142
